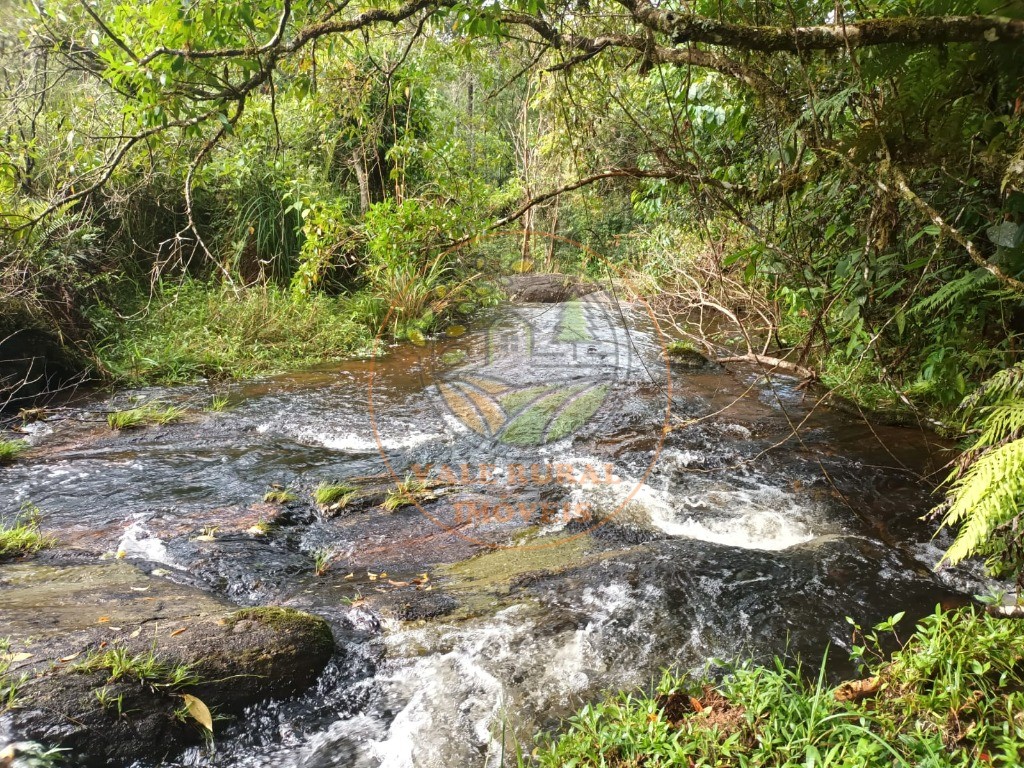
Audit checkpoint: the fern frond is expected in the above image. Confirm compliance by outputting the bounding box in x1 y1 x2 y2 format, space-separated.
960 363 1024 416
976 401 1024 448
911 268 994 319
940 437 1024 566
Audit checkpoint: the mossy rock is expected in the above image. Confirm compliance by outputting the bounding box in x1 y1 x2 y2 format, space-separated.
0 563 335 766
666 341 720 370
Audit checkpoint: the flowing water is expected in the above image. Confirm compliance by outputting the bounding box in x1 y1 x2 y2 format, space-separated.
0 294 987 767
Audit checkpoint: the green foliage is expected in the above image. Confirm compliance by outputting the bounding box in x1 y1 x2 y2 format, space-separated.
0 505 52 560
538 607 1024 768
97 282 375 384
936 363 1024 579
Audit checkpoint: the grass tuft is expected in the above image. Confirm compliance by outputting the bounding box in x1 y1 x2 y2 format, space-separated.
382 475 427 512
74 647 198 690
0 504 51 559
0 438 28 465
313 482 356 510
264 488 297 504
107 403 184 430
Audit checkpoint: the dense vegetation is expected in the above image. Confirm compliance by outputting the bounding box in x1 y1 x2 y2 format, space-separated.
3 0 1024 762
534 607 1024 767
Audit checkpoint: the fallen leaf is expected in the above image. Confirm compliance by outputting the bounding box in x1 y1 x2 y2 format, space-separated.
834 676 881 703
1 652 31 663
59 652 81 663
689 696 704 713
182 693 213 732
129 627 143 638
170 627 188 637
388 579 409 587
98 616 110 623
344 572 355 579
368 571 378 581
130 586 150 592
194 535 216 542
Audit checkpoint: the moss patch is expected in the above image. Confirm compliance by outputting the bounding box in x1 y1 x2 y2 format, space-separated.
227 607 333 653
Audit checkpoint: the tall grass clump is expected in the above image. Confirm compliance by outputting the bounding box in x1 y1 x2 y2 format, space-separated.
536 607 1024 768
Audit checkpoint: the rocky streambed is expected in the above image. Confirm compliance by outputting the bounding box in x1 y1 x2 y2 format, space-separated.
0 285 985 767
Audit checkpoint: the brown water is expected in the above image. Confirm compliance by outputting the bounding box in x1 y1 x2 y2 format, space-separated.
0 297 986 767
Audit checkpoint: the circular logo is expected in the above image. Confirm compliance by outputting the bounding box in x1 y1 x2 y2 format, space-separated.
368 231 671 549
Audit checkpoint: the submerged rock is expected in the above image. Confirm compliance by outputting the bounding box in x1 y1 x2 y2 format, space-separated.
0 562 334 766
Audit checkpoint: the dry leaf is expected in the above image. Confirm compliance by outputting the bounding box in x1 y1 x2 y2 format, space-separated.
59 652 81 663
834 676 881 703
344 572 355 579
182 693 213 732
170 627 188 637
129 627 143 638
1 652 31 663
130 587 150 592
388 579 409 587
368 571 378 581
98 616 110 623
689 696 704 713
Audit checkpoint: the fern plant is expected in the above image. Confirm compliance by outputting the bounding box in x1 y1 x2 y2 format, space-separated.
937 362 1024 583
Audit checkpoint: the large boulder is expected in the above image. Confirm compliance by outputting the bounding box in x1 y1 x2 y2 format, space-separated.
0 562 335 766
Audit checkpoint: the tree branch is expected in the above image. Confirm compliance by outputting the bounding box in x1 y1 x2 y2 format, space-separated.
626 0 1024 51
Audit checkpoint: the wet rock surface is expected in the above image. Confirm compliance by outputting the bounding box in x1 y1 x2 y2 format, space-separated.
500 273 601 303
0 562 334 766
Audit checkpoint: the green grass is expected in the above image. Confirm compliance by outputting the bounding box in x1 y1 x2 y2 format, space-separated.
107 403 185 430
97 282 376 385
264 488 297 504
535 607 1024 768
0 505 51 559
313 482 356 510
382 475 427 511
74 647 198 690
206 394 230 412
0 438 28 465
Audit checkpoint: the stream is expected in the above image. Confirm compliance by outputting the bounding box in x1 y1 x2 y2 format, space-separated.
0 291 986 767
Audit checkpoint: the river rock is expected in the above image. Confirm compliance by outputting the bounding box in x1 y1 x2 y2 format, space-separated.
0 562 335 766
500 274 601 303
